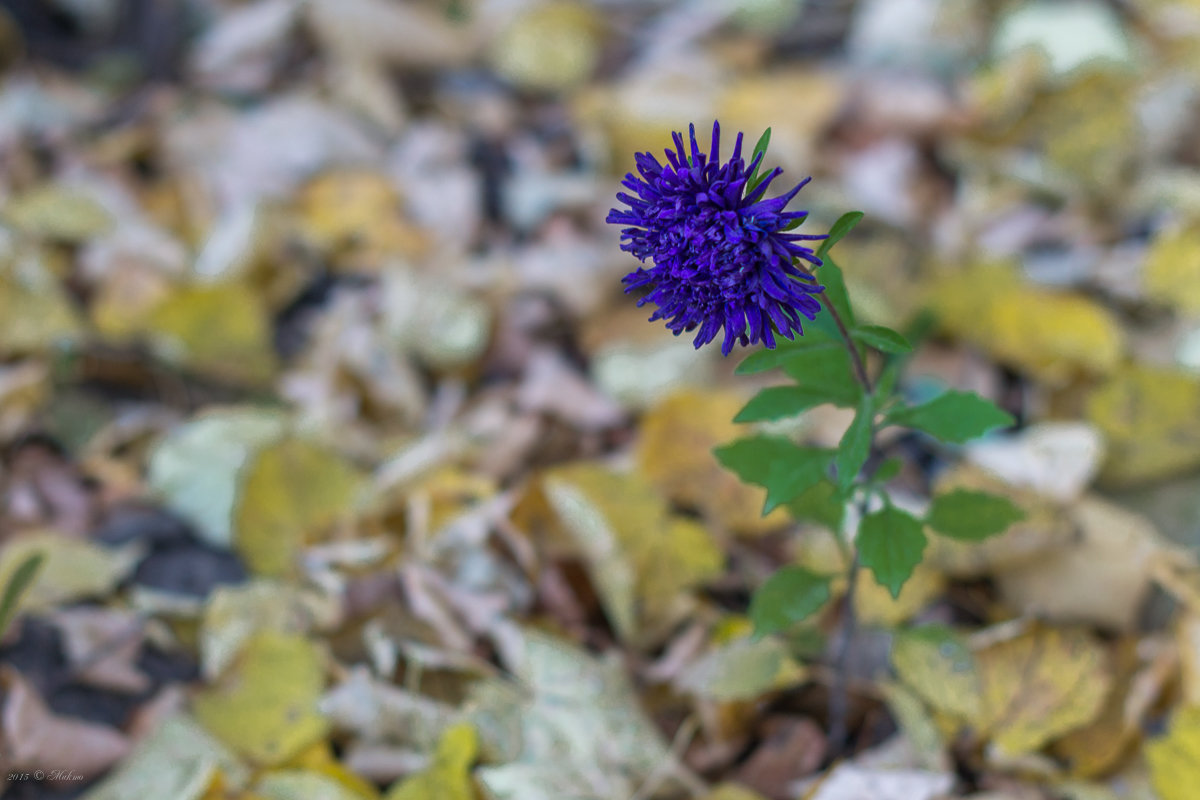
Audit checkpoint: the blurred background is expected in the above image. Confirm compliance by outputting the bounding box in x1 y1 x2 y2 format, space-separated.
0 1 1198 799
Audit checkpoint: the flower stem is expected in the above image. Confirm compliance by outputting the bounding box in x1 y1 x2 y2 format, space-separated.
813 283 873 757
819 292 871 393
827 549 859 753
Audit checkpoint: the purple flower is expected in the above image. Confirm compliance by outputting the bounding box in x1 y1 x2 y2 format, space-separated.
606 122 826 356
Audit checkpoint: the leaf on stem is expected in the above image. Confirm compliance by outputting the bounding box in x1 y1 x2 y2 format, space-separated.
750 566 832 638
816 211 864 259
886 390 1013 444
835 395 874 491
733 386 835 422
851 324 912 354
745 127 773 193
734 335 836 375
858 505 927 599
926 489 1025 541
714 436 832 515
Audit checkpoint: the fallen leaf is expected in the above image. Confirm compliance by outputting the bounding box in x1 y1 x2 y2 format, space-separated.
1142 218 1200 314
0 533 141 614
233 438 365 576
808 763 953 800
144 283 277 384
1 667 130 782
4 184 113 240
0 249 82 355
296 170 427 270
676 636 806 702
1147 707 1200 800
926 262 1124 384
192 631 329 766
383 722 477 800
636 389 789 535
489 1 604 91
147 407 288 548
81 715 248 800
200 580 339 680
1085 364 1200 486
975 624 1113 756
966 422 1104 503
894 623 1113 756
255 770 373 800
471 630 675 800
994 497 1166 630
541 462 723 642
49 606 150 693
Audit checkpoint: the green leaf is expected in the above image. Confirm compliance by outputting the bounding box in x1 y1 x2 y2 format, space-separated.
745 127 772 191
750 566 832 638
886 390 1014 444
835 395 874 491
734 336 836 375
858 505 927 599
713 437 832 515
852 325 912 354
816 211 864 259
734 386 832 422
786 480 845 533
780 346 862 407
874 358 902 404
926 489 1026 541
0 552 45 637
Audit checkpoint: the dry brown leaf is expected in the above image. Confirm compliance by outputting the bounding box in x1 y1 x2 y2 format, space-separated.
993 497 1166 630
0 667 130 781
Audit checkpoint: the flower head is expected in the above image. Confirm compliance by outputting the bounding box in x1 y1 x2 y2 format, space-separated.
606 122 826 356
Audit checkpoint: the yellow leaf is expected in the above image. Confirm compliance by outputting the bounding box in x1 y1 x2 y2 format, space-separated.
145 284 277 384
4 184 113 240
891 627 983 724
1143 220 1200 314
635 389 787 535
296 171 427 269
233 439 365 577
284 742 380 800
926 262 1124 383
192 631 328 767
490 1 604 91
704 784 770 800
894 624 1113 756
542 462 723 641
1147 708 1200 800
0 534 141 614
254 770 372 800
676 636 806 702
0 252 82 355
975 625 1112 756
1053 640 1150 778
855 563 944 628
384 723 477 800
1086 364 1200 486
